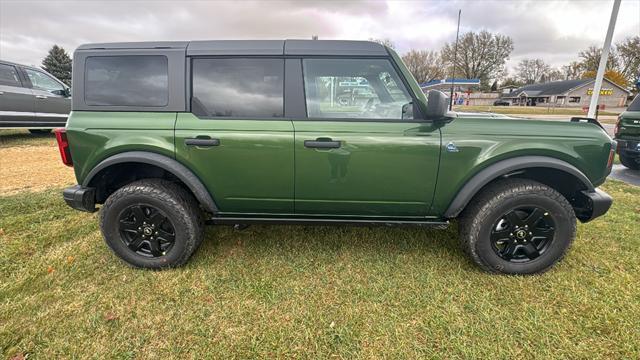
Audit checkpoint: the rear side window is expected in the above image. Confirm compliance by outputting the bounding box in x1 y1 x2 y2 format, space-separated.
85 55 168 107
629 95 640 112
191 58 284 118
0 64 21 87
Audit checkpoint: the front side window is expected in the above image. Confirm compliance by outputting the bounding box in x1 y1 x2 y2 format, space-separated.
192 58 284 118
24 68 63 92
0 64 21 87
85 55 168 107
303 58 413 120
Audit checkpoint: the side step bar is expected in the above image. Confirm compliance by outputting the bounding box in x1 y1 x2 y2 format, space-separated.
206 216 449 228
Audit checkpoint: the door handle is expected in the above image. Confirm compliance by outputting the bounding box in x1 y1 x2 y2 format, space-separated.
35 95 47 99
304 138 341 149
0 91 4 95
185 137 220 147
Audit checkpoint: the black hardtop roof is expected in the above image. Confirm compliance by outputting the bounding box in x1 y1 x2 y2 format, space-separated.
76 39 389 56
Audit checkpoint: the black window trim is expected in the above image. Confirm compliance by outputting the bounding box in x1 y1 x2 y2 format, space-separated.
188 56 287 121
84 54 170 107
0 63 24 88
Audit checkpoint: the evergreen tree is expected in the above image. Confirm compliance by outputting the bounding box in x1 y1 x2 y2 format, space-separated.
41 45 72 86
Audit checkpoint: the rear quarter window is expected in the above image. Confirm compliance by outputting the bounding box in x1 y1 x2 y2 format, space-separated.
84 55 168 107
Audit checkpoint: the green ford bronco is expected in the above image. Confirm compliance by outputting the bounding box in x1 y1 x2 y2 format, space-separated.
615 94 640 170
57 40 614 274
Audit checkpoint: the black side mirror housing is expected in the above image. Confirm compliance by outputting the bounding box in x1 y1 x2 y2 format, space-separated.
51 88 71 97
425 90 450 120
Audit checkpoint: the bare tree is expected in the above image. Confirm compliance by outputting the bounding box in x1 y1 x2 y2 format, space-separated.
441 30 514 88
545 67 565 82
516 58 550 84
616 36 640 84
562 61 584 80
401 50 445 84
368 38 395 49
578 45 619 73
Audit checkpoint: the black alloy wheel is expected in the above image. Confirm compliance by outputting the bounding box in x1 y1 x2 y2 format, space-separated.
118 204 176 258
490 207 555 263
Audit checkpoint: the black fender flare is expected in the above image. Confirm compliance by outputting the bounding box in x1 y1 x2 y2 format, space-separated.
443 156 594 218
82 151 218 213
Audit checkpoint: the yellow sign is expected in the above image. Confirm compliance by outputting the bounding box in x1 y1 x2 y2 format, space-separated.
587 88 613 96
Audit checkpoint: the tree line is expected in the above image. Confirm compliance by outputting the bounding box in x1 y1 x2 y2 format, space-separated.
376 32 639 92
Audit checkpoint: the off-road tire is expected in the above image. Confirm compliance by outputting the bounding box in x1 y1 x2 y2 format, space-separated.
620 154 640 170
100 179 204 269
459 179 576 275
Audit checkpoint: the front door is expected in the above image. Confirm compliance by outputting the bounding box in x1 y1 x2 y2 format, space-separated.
294 58 441 217
175 57 294 215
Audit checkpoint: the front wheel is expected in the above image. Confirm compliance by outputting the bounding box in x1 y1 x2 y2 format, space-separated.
459 179 576 275
100 179 204 269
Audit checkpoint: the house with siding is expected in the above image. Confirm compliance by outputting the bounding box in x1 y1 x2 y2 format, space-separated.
501 77 630 108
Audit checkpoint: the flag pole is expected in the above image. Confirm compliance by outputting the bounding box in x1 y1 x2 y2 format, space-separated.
449 9 461 110
587 0 621 119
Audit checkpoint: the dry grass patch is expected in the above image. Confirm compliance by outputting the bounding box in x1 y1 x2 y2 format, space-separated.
0 145 75 195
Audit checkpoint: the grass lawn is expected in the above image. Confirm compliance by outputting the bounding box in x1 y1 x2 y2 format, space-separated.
1 180 638 358
453 105 618 117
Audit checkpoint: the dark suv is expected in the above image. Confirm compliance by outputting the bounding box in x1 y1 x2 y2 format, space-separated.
57 40 614 274
615 94 640 170
0 60 70 131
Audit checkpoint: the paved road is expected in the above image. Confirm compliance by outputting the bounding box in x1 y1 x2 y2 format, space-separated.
609 164 640 186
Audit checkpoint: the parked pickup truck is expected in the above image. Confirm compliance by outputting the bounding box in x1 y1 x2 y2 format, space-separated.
0 59 70 132
56 40 614 274
615 94 640 170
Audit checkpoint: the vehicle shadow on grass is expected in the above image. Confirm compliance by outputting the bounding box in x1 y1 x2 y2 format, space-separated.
193 222 471 271
0 129 55 147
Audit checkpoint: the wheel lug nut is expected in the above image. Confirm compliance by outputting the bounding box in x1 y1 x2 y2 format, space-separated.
529 232 532 235
155 231 159 235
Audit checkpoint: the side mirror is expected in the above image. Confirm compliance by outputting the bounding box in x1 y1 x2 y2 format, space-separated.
425 90 449 120
51 88 71 97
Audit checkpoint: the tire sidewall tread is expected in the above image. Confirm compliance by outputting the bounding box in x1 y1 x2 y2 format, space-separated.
459 179 577 275
99 179 204 269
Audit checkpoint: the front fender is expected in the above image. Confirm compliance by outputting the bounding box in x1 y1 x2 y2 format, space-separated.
442 155 594 218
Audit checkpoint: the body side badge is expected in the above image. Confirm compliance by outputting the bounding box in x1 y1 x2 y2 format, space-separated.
446 141 460 153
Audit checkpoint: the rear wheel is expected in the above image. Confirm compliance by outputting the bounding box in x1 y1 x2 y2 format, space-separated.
620 154 640 170
100 179 204 269
459 179 576 275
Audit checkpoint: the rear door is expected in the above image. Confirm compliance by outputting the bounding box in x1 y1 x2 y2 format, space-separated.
21 67 70 125
0 62 35 126
293 58 441 217
175 57 295 215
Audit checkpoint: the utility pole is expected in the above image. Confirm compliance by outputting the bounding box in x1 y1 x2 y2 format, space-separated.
587 0 621 119
449 9 461 110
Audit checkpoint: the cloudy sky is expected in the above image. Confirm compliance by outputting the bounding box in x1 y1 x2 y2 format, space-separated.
0 0 638 73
